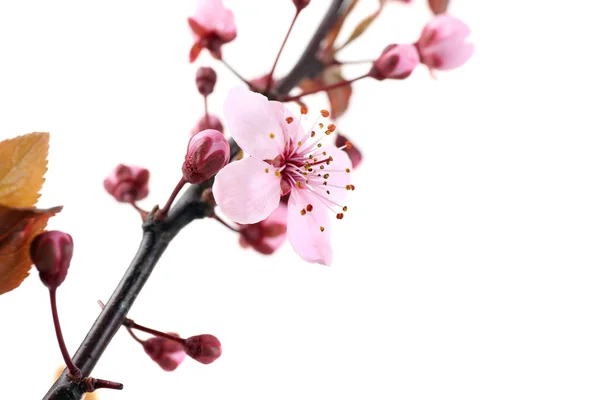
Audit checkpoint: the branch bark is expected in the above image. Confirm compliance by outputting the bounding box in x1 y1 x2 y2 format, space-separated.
43 1 351 398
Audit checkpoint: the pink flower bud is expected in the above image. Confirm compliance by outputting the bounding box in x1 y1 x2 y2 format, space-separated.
103 164 150 203
191 114 224 136
428 0 449 14
184 334 221 364
335 133 362 169
370 44 419 80
292 0 310 11
196 66 217 96
30 231 73 289
143 334 186 372
417 14 474 72
182 129 230 184
238 203 287 255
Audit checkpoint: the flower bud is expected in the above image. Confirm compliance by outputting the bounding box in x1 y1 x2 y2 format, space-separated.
143 334 186 372
238 203 287 255
103 164 150 203
184 334 222 364
30 231 73 289
370 44 419 80
417 14 473 72
182 129 230 184
191 114 224 136
335 133 362 169
428 0 449 14
292 0 310 11
195 66 217 96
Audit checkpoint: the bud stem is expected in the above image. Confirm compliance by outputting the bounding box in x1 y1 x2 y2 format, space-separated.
156 177 187 219
220 58 259 92
130 202 149 220
265 11 300 93
212 214 240 233
49 288 81 378
283 73 370 102
204 95 209 116
125 326 145 345
124 319 186 345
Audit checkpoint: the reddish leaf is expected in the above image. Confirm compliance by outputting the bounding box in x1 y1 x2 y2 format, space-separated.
322 66 352 119
0 205 62 295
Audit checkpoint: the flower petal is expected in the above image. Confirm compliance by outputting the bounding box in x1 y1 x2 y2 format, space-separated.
213 157 281 224
287 189 333 266
224 87 283 160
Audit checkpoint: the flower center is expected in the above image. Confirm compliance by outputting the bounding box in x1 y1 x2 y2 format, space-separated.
266 107 355 228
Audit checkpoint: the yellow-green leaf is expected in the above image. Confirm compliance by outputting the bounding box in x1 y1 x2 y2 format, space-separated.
336 7 382 52
0 132 49 208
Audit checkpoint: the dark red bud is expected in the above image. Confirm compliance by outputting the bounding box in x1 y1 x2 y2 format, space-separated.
184 334 222 364
30 230 73 289
293 0 310 11
103 164 150 203
143 334 186 372
428 0 450 14
195 66 217 96
182 129 230 184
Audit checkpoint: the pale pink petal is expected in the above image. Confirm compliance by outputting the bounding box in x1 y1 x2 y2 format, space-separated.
287 189 333 266
430 15 471 41
262 203 288 250
431 40 474 70
219 8 237 42
213 157 281 224
269 101 305 144
224 87 284 160
313 146 352 203
418 15 473 71
192 0 224 32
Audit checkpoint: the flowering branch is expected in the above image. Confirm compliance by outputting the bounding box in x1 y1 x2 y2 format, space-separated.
43 1 352 398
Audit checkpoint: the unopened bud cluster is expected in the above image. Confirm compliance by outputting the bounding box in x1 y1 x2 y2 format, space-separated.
103 164 149 203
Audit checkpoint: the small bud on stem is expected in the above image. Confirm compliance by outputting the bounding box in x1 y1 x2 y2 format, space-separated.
196 66 217 96
184 334 222 364
31 231 73 290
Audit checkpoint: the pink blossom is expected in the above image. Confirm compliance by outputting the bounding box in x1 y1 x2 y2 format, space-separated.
238 203 287 255
417 14 474 73
188 0 237 62
370 44 419 80
213 87 354 266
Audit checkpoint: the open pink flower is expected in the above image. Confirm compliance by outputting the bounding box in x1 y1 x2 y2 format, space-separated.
213 87 354 265
417 14 474 74
188 0 237 62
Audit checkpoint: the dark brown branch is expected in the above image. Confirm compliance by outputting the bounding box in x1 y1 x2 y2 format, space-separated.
43 0 352 398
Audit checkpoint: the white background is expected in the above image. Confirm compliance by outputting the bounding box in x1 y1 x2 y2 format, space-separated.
1 0 599 399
